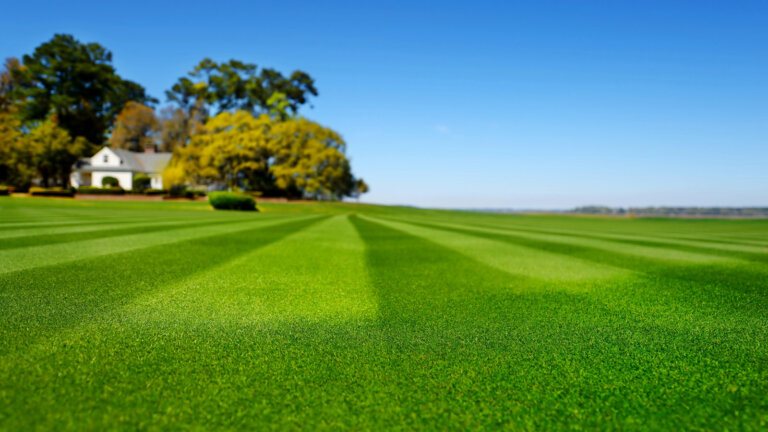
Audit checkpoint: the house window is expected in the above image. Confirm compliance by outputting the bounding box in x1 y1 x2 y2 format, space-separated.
103 155 108 163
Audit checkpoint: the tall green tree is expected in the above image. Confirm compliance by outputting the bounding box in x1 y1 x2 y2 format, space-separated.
0 58 21 113
11 34 155 146
166 59 317 118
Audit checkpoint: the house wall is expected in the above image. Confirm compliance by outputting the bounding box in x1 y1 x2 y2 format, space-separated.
70 171 82 188
147 173 163 189
92 171 133 189
70 171 92 188
90 148 123 168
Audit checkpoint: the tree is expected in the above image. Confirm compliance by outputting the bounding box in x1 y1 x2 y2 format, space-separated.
173 111 272 189
166 111 367 200
166 59 317 118
0 58 21 113
0 111 36 188
269 117 356 199
354 179 369 198
25 117 87 187
11 34 155 146
157 102 205 152
110 102 159 151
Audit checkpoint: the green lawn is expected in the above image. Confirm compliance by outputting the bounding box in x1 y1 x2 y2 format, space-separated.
1 198 767 430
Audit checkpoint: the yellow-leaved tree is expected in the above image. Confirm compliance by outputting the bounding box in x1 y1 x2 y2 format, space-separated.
165 111 272 190
163 110 366 199
26 117 88 187
270 118 352 199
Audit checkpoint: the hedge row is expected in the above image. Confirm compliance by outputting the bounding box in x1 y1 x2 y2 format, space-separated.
18 186 206 198
208 192 257 211
0 186 10 196
77 186 126 195
76 187 175 196
29 187 74 197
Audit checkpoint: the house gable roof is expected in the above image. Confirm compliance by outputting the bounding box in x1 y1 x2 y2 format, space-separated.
76 147 172 173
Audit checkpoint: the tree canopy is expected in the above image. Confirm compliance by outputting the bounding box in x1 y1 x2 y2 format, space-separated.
11 34 154 145
165 111 366 199
166 59 317 118
110 102 160 152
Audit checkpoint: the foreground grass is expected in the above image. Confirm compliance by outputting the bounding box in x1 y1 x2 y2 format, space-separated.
0 198 767 430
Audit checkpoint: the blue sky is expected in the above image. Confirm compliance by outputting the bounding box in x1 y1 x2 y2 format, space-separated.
2 1 767 208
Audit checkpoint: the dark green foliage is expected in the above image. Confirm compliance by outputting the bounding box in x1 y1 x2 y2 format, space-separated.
28 186 73 197
166 58 317 117
101 176 119 187
168 186 205 199
132 174 151 191
11 34 155 145
76 186 124 195
209 191 256 210
0 186 9 196
183 189 206 199
143 188 167 196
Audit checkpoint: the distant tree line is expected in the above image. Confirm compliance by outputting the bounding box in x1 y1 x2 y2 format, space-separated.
570 206 768 218
0 34 367 199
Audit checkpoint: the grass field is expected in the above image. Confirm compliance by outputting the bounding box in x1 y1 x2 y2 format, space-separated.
1 197 767 430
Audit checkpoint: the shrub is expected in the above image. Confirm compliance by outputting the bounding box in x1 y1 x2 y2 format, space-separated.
0 186 10 196
208 191 257 211
29 187 74 197
168 186 206 199
101 176 120 187
144 188 167 196
184 189 206 199
76 186 125 195
168 185 185 197
132 174 151 191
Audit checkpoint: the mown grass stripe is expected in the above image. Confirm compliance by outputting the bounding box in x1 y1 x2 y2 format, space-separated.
349 216 768 429
0 218 208 243
119 215 376 326
0 214 290 250
400 217 768 301
381 215 735 264
0 215 317 275
0 216 328 355
458 218 768 254
362 215 628 283
409 216 768 264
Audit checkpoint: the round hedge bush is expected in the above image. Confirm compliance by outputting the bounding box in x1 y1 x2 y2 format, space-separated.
101 176 119 187
208 192 257 211
132 174 151 191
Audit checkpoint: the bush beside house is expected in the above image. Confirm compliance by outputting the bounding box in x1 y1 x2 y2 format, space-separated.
132 174 151 191
101 176 119 187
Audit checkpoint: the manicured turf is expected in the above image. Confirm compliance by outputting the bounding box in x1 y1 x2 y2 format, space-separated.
1 197 767 430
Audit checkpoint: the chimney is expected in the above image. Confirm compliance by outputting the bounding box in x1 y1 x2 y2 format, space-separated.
144 145 156 154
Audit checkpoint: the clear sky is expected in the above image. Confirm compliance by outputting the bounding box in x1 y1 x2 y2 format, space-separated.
2 1 767 208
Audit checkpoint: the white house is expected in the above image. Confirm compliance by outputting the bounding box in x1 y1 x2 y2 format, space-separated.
70 147 172 190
